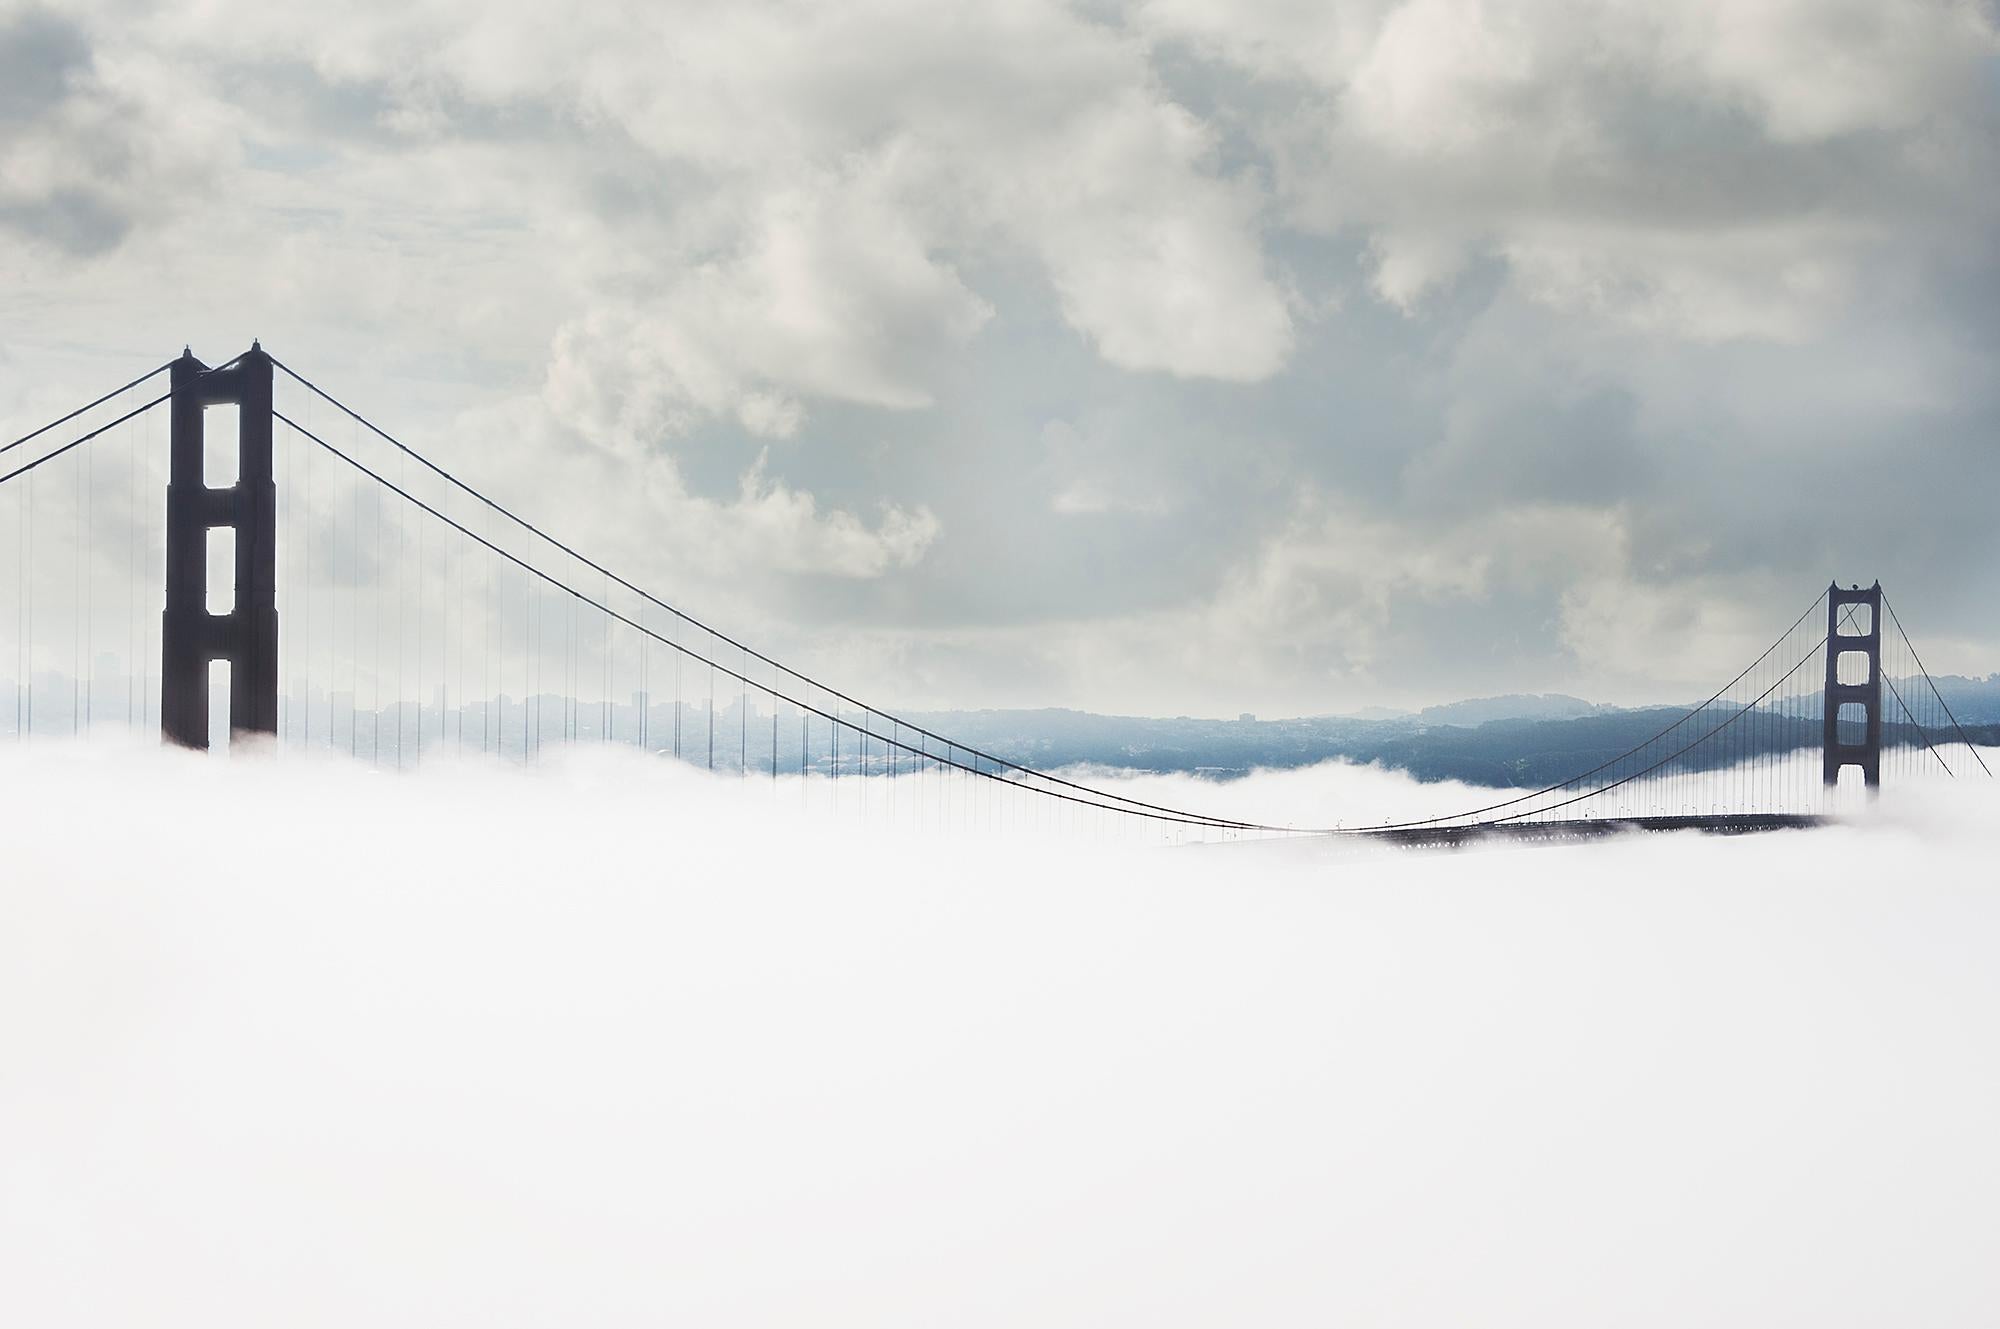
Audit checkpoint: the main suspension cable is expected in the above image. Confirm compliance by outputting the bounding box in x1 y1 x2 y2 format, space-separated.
270 356 1271 828
1881 667 1952 777
1884 594 1993 777
279 409 1278 832
1487 634 1831 825
1355 590 1829 831
0 395 170 490
2 363 171 460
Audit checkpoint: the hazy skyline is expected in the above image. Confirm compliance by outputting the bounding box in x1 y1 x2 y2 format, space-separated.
5 0 1997 717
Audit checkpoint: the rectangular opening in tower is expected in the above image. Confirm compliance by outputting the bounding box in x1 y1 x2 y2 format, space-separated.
1836 650 1871 686
207 527 236 615
204 404 240 489
1836 701 1867 747
209 659 231 751
1835 604 1874 637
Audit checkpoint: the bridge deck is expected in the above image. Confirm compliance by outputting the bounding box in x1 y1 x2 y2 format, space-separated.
1347 813 1829 849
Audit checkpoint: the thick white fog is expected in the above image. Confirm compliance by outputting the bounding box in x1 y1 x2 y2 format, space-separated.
4 743 1999 1326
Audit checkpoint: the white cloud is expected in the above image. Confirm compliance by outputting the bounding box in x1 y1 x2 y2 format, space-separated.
1081 496 1628 710
1555 562 1816 696
1042 417 1179 516
132 0 1298 431
426 394 942 593
545 178 995 440
1497 224 1855 343
1667 0 1999 143
874 495 1632 716
1007 88 1294 380
727 450 942 579
1366 226 1474 311
1156 0 2000 334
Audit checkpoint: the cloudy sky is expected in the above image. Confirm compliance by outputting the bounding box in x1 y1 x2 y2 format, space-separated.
3 0 1997 716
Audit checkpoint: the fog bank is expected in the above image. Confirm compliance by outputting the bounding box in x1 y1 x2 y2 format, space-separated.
4 744 1998 1326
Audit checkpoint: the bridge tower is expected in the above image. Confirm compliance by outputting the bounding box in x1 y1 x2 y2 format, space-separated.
161 345 278 749
1822 581 1882 790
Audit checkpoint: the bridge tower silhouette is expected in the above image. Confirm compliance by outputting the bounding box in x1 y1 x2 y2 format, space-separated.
162 345 278 749
1823 582 1883 790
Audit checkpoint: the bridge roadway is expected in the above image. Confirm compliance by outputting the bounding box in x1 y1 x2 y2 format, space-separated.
1346 813 1828 849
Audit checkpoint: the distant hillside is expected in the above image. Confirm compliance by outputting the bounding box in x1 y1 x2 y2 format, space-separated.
1921 675 2000 723
1416 693 1603 727
911 680 2000 789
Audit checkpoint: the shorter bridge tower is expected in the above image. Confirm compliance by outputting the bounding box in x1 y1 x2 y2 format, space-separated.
161 345 278 749
1822 581 1882 789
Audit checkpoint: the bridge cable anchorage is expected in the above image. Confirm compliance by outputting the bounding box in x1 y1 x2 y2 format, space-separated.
267 357 1272 831
1883 594 1993 778
274 410 1270 831
1342 589 1832 834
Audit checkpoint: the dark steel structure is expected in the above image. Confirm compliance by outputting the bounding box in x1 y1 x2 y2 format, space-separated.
1822 581 1883 789
161 345 278 749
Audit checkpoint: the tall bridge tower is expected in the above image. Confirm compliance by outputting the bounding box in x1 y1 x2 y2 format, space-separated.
161 345 278 749
1822 581 1883 789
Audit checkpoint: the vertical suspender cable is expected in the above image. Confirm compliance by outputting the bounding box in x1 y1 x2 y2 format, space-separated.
371 476 380 765
1885 595 1993 777
83 429 94 734
24 469 31 737
74 443 83 735
349 443 358 757
128 413 138 730
396 447 406 767
414 450 424 761
600 569 609 744
14 472 23 738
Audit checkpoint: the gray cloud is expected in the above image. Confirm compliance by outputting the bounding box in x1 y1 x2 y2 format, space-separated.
0 186 129 255
3 0 1997 714
0 5 231 257
0 9 87 123
0 9 129 254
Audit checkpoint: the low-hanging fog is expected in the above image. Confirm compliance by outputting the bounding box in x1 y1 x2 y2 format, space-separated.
4 741 1999 1326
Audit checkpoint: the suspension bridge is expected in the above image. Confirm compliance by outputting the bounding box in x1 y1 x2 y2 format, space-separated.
1 344 1990 846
